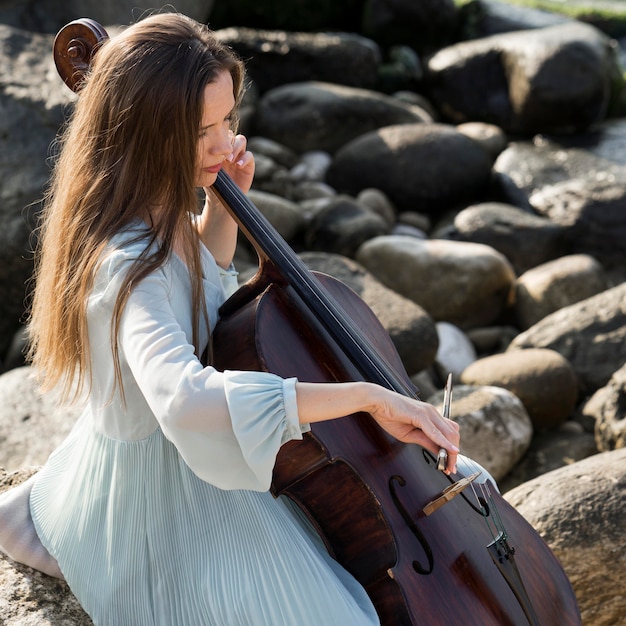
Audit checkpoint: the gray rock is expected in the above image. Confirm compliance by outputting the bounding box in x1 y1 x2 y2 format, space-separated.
355 236 516 328
514 254 609 329
254 81 430 154
289 151 332 183
508 283 626 395
426 22 621 134
455 121 508 159
355 188 396 228
245 190 306 243
216 28 381 93
494 120 626 276
305 195 390 258
299 251 439 376
465 325 519 355
460 348 579 430
326 123 493 215
439 201 568 275
504 448 626 626
0 367 80 471
247 137 299 168
0 25 73 357
0 0 212 32
581 362 626 451
498 421 598 493
459 0 572 40
362 0 458 53
434 321 477 379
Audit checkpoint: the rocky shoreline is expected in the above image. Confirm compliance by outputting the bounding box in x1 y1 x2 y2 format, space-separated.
1 0 625 624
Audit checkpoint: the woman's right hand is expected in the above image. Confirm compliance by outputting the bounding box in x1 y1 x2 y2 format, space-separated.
364 384 460 475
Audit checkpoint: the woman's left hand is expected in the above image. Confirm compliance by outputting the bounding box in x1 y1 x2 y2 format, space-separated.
222 131 255 194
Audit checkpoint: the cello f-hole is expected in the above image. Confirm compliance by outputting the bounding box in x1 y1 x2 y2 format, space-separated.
388 475 434 575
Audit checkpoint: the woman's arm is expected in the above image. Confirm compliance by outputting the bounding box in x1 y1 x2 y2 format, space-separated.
295 381 460 475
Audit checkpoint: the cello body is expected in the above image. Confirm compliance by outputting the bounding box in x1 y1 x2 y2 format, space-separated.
52 18 582 625
213 271 581 626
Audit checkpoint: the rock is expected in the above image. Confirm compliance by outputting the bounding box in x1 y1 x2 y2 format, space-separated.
438 201 568 275
0 1 211 32
0 467 92 625
425 21 621 134
304 195 390 258
458 0 572 40
326 123 493 215
216 28 381 93
455 121 508 159
0 25 74 358
504 449 626 626
465 325 519 356
245 190 306 243
508 283 626 395
254 81 429 154
494 120 626 276
428 384 533 481
580 362 626 452
299 251 439 375
209 0 364 34
362 0 458 54
498 421 598 493
434 321 476 378
248 137 299 168
289 151 332 183
0 367 80 471
355 236 515 328
460 348 578 430
355 188 396 227
514 254 609 329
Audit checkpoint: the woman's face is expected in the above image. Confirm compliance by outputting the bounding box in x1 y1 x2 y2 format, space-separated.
195 70 236 188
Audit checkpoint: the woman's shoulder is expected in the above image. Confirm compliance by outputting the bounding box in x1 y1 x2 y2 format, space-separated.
90 222 159 302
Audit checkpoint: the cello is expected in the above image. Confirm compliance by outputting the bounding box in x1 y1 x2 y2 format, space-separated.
53 19 581 625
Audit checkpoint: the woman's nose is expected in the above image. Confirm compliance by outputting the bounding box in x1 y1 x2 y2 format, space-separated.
212 128 234 157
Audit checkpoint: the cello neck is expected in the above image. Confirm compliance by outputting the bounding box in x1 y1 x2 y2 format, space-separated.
212 170 416 397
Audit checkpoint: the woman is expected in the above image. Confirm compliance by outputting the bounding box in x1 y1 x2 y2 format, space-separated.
0 12 459 625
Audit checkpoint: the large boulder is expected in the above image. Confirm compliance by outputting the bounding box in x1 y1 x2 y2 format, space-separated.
254 82 431 154
355 236 515 328
494 120 626 277
505 449 626 626
216 29 382 93
580 362 626 452
459 348 579 430
425 21 622 135
0 25 72 359
326 123 493 215
508 283 626 395
513 254 609 329
0 366 80 471
439 201 568 276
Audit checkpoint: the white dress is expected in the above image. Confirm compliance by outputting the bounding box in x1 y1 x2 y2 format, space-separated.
29 221 380 626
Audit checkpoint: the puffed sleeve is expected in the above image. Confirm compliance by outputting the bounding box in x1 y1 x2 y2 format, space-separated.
107 251 306 492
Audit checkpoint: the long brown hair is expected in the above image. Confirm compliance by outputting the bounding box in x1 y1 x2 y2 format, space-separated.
26 12 245 403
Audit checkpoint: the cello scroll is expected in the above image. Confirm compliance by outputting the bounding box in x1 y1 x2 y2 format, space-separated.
53 18 109 92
